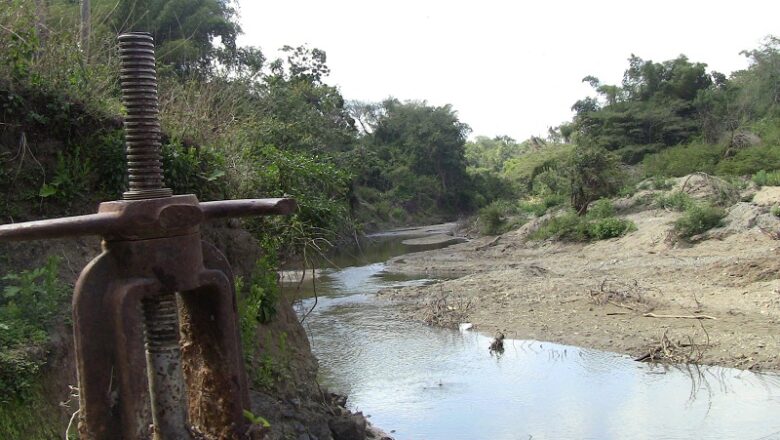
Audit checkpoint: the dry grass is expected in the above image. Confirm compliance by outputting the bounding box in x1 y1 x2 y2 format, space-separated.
588 278 656 312
635 322 711 364
423 290 473 329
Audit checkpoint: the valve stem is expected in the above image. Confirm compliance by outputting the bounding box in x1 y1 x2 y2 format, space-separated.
118 32 172 200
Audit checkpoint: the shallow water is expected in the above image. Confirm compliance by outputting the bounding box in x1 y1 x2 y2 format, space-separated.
291 237 780 440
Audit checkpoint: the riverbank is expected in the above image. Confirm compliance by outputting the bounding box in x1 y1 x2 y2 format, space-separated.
380 187 780 371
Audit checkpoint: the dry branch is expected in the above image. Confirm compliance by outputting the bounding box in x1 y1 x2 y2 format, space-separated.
642 312 717 320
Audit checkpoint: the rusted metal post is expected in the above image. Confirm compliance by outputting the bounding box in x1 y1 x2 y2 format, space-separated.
0 32 296 440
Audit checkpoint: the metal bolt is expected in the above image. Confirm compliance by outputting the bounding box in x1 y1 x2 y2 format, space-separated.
118 32 172 200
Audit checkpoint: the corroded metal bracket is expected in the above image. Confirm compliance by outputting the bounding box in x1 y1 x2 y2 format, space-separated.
0 33 296 440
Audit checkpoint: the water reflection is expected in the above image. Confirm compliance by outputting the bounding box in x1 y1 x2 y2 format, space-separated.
290 240 780 440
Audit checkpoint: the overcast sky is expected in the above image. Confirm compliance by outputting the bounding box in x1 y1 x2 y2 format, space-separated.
237 0 778 141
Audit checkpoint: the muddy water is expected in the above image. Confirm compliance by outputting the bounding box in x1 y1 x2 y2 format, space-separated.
289 236 780 440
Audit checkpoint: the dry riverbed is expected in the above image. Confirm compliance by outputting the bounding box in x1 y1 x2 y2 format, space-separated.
380 183 780 371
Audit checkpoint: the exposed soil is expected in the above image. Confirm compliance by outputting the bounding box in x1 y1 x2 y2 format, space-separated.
381 183 780 372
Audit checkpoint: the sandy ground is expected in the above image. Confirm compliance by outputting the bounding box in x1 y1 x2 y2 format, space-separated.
380 184 780 371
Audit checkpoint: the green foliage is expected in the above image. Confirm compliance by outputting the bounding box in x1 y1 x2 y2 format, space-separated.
587 198 616 218
368 99 472 213
519 194 566 217
243 410 271 428
0 385 63 440
573 55 712 163
674 204 725 238
771 204 780 217
642 142 722 177
569 145 624 215
237 247 295 392
502 143 573 188
38 149 93 203
752 170 780 187
588 217 637 240
110 0 242 74
161 142 227 199
465 135 525 171
529 208 635 242
716 145 780 175
478 200 524 235
655 191 695 211
0 258 67 402
530 211 588 241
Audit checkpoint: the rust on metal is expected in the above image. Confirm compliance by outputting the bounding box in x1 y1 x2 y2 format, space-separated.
0 32 295 440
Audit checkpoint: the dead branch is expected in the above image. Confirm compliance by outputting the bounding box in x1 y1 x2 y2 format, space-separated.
475 236 500 251
642 312 717 320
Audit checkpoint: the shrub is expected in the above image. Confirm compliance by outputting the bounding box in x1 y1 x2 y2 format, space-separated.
642 142 721 177
752 170 780 187
479 200 522 235
674 204 725 238
655 191 695 211
587 217 636 240
717 146 780 176
588 199 615 219
529 212 588 241
570 145 625 215
771 204 780 217
0 257 68 402
529 209 636 242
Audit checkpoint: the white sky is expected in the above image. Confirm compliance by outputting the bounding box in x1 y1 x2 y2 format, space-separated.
237 0 778 141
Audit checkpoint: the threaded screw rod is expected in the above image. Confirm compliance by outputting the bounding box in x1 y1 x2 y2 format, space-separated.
142 294 189 440
118 32 172 200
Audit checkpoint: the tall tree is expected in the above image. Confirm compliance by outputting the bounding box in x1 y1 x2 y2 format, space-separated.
371 99 471 211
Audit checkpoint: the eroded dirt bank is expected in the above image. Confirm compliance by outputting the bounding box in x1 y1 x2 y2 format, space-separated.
381 185 780 371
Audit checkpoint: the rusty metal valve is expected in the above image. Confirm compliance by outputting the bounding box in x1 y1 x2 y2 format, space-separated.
0 32 295 440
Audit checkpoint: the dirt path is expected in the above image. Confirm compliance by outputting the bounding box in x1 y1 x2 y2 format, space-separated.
380 192 780 371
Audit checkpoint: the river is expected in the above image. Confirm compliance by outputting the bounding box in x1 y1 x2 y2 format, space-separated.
285 231 780 440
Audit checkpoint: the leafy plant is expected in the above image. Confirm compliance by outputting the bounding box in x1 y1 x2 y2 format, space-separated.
479 200 522 235
0 257 67 402
674 204 725 238
242 409 271 428
587 217 636 239
655 191 695 211
529 208 635 242
38 150 93 203
752 170 780 187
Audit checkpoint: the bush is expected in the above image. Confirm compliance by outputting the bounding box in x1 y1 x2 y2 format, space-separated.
519 194 566 217
717 146 780 176
752 170 780 187
588 199 615 219
569 145 624 215
0 257 68 402
771 204 780 217
529 209 635 242
655 191 695 211
642 142 721 177
479 200 522 235
674 204 725 238
529 212 588 241
587 217 636 240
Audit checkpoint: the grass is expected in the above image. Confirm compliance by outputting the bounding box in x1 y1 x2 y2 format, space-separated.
0 385 65 440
